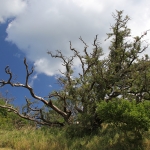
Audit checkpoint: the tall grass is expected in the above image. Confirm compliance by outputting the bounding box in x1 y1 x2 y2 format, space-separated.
0 125 150 150
0 126 66 150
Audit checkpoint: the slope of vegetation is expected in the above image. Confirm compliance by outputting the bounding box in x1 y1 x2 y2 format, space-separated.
1 95 150 150
0 126 150 150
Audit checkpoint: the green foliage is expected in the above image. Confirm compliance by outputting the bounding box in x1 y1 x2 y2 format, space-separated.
0 98 34 130
96 99 150 139
0 99 7 116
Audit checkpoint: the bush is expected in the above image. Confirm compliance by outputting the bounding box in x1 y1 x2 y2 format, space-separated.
96 99 150 139
65 124 100 138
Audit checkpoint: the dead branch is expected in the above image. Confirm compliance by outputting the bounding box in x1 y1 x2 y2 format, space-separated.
69 41 85 74
0 104 48 126
0 58 71 123
79 36 89 57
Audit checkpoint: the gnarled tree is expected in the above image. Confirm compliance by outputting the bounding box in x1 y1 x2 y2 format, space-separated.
0 10 150 129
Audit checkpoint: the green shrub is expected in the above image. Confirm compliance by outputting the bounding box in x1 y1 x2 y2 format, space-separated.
96 99 150 139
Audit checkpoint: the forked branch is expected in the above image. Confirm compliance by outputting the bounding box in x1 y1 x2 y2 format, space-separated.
0 58 71 124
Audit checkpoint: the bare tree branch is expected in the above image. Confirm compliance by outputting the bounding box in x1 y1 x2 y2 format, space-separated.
0 58 71 124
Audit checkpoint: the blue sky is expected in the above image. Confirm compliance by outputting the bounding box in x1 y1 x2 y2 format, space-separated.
0 22 59 105
0 0 150 107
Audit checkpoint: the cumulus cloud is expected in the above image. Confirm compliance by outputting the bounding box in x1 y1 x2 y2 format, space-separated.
0 0 26 23
3 0 150 75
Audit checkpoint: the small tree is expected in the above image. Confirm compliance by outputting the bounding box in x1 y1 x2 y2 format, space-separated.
0 10 150 130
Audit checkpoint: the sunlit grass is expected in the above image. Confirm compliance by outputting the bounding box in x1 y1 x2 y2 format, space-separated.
0 125 150 150
0 126 67 150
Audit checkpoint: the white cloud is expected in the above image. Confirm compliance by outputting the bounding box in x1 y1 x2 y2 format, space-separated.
29 74 38 87
3 0 150 76
49 85 52 88
0 0 26 23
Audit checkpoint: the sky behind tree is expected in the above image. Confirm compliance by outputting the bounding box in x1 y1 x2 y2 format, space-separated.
0 0 150 106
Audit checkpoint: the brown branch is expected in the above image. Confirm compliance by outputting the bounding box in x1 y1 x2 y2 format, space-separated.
24 58 34 86
48 50 74 86
75 105 83 113
69 41 85 74
0 58 70 122
79 36 89 57
92 34 99 57
0 104 50 126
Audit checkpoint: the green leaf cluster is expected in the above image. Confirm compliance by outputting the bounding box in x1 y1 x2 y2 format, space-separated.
96 99 150 138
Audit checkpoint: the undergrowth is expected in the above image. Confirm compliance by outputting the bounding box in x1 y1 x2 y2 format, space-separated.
0 124 150 150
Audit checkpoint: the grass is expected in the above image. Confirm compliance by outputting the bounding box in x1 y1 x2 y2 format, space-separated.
0 126 66 150
0 125 150 150
0 149 12 150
